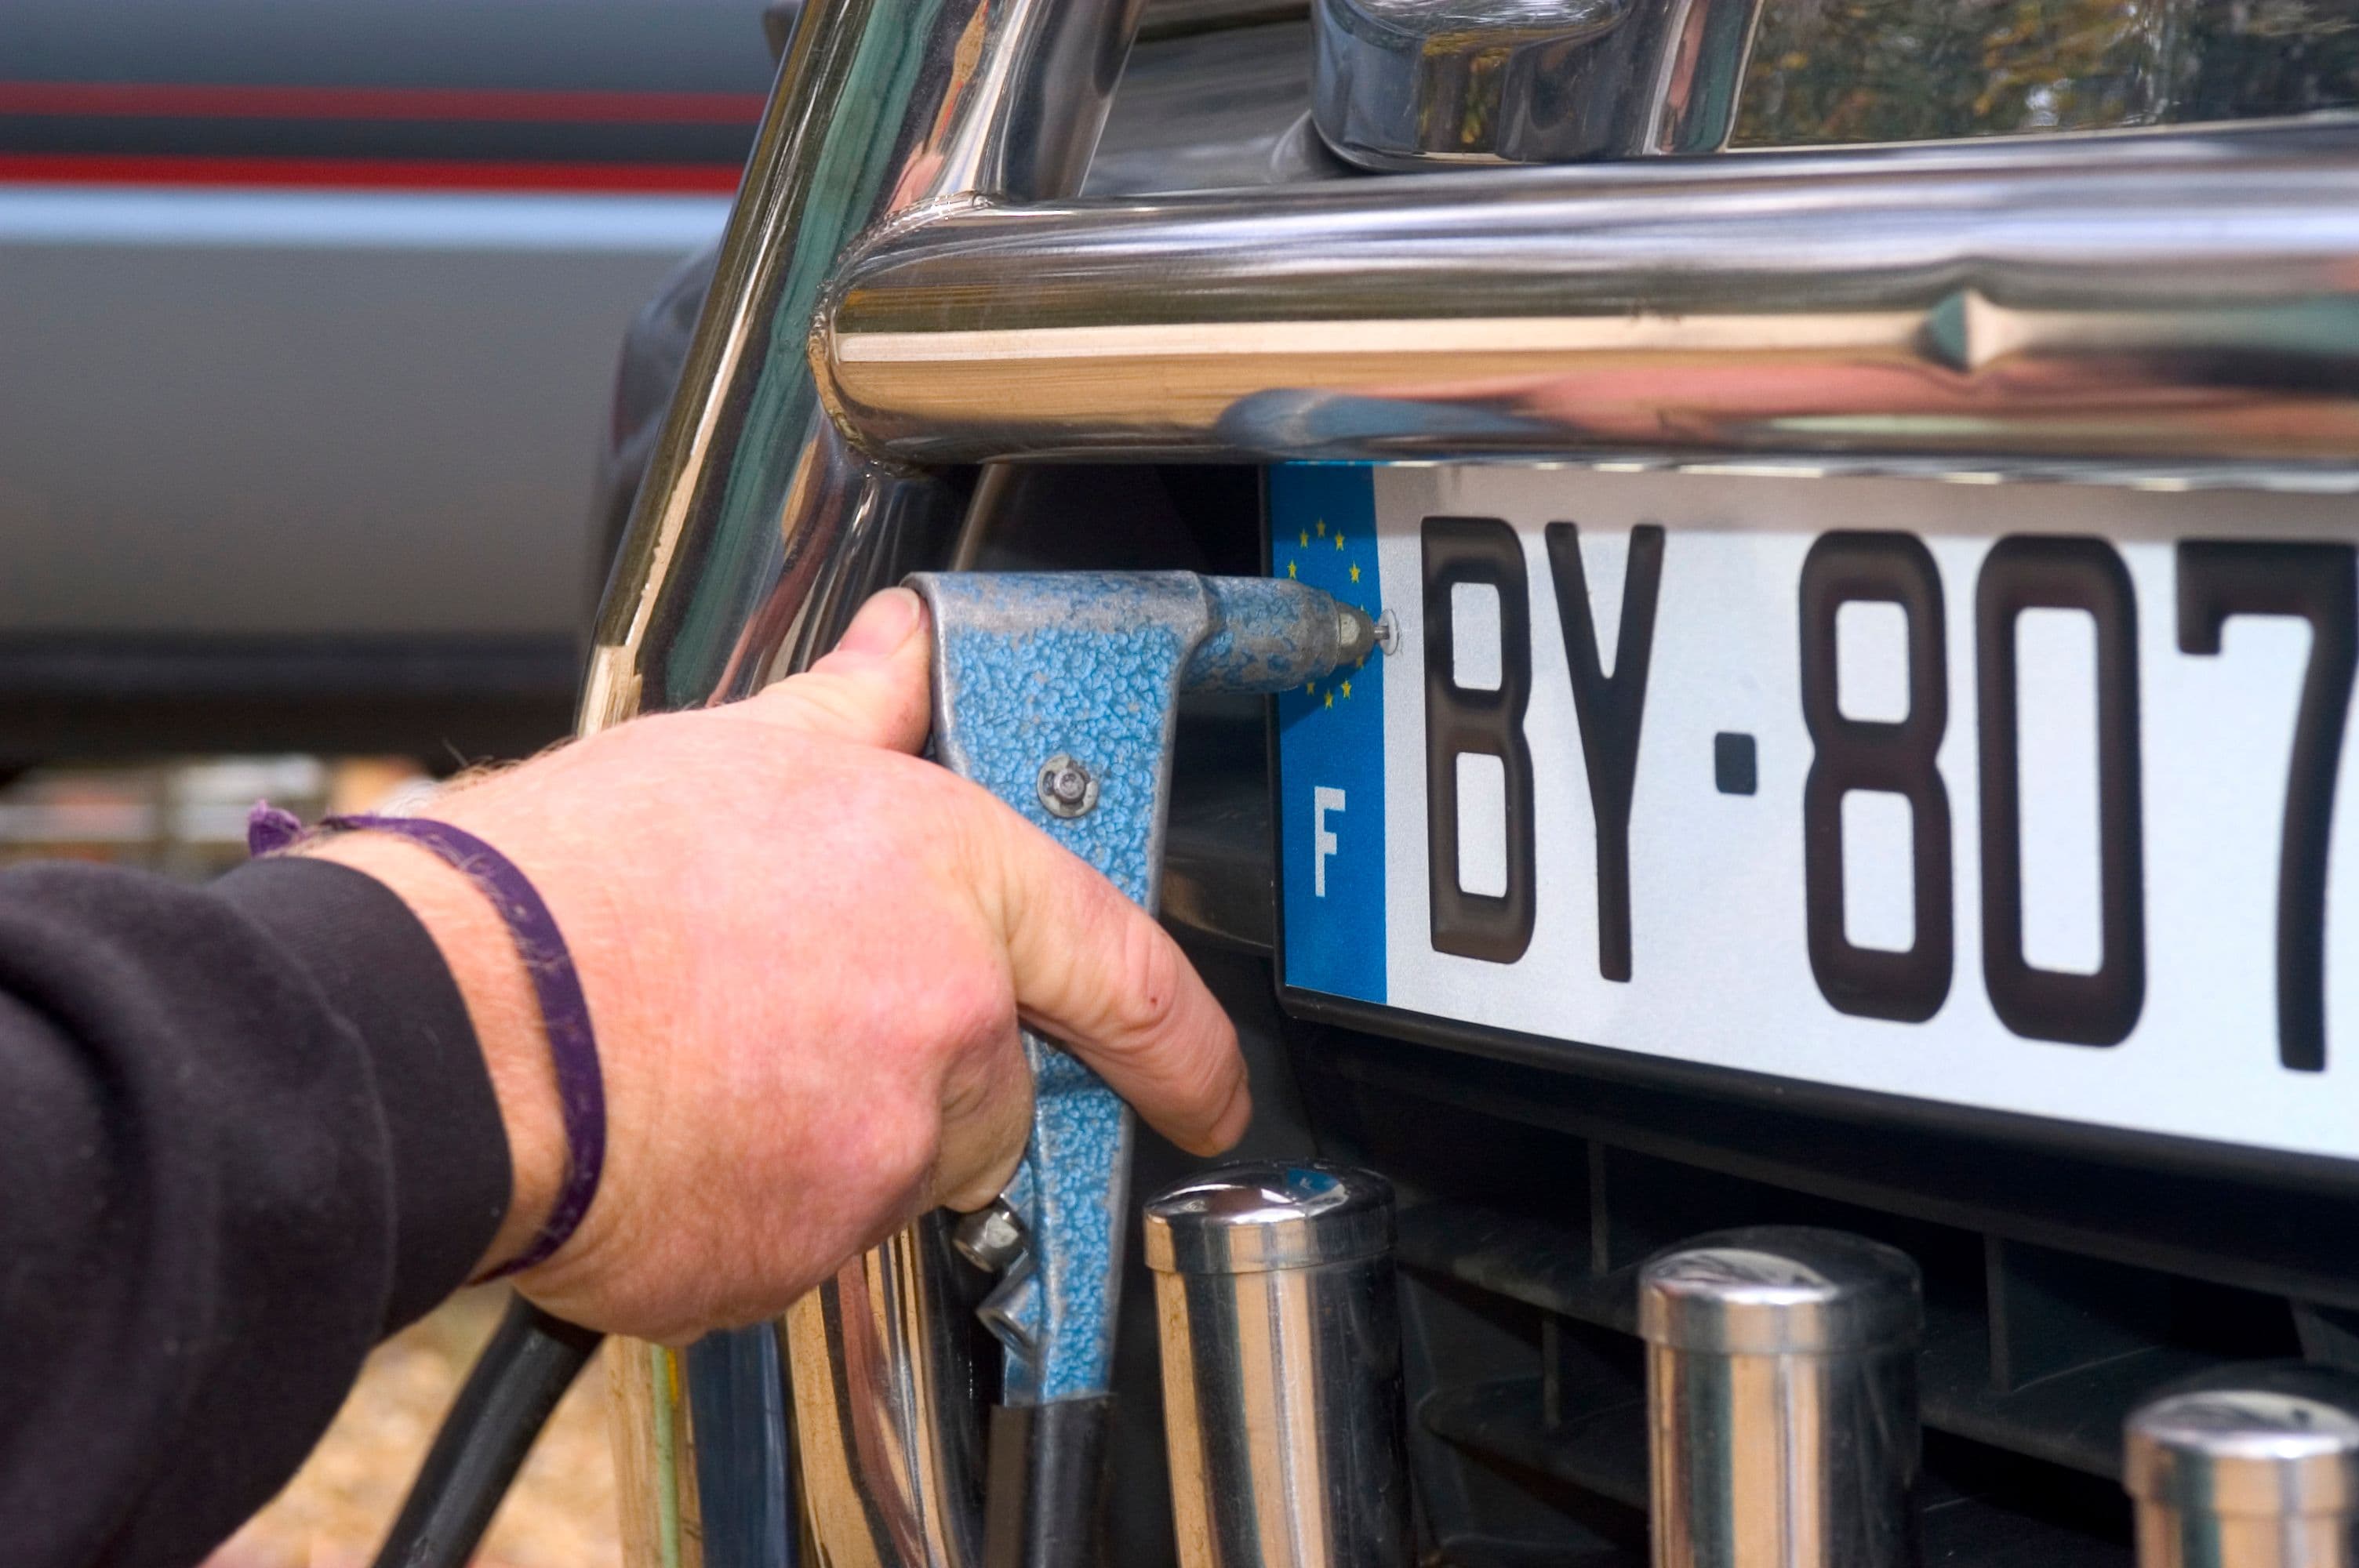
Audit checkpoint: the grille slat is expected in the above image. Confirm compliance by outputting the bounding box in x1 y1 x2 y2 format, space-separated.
1300 1043 2321 1564
1396 1200 2226 1483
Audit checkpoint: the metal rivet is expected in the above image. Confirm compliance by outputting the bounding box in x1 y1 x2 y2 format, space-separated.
1037 753 1100 818
954 1200 1028 1274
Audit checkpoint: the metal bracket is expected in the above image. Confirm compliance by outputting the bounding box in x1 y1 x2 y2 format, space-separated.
907 571 1373 1407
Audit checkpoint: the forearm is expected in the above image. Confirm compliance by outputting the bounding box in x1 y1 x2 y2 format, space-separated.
0 857 509 1567
300 830 568 1279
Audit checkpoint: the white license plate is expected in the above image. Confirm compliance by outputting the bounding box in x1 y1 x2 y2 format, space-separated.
1272 461 2359 1166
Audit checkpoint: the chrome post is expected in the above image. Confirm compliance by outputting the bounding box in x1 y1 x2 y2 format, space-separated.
583 0 1149 731
2126 1367 2359 1568
1639 1227 1921 1568
1143 1162 1410 1568
579 0 1148 1563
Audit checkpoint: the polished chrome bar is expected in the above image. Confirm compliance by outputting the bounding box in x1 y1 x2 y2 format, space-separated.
581 0 1149 1563
1143 1163 1409 1568
1143 0 1308 36
1640 1228 1921 1568
2127 1367 2359 1568
820 122 2359 471
788 1218 990 1568
583 0 1149 728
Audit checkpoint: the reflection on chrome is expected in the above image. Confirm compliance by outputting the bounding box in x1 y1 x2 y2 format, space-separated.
2125 1367 2359 1568
582 0 1149 730
1310 0 2359 172
1147 1163 1408 1568
787 1218 990 1568
821 122 2359 470
1310 0 1760 167
1642 1229 1923 1568
1734 0 2359 148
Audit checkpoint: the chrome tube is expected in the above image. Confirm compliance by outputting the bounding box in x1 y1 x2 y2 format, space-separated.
583 0 1148 1563
1640 1228 1921 1568
1143 1163 1409 1568
820 122 2359 470
2126 1367 2359 1568
787 1217 990 1568
583 0 1149 727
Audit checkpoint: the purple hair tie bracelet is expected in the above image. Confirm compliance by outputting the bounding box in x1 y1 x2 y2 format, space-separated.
249 802 606 1280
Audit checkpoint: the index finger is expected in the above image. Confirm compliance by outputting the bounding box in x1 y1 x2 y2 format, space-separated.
958 797 1250 1156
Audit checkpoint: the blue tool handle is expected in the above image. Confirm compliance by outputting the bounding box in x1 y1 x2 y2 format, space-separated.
984 1039 1131 1407
910 571 1376 1408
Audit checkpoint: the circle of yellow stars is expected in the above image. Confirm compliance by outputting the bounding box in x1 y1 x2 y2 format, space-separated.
1281 516 1372 710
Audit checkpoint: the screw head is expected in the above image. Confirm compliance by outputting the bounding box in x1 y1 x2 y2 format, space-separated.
1037 753 1100 818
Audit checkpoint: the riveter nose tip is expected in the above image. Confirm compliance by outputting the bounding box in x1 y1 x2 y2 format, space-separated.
1336 602 1379 659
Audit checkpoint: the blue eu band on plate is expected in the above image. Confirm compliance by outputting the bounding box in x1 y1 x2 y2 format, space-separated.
1274 460 2359 1167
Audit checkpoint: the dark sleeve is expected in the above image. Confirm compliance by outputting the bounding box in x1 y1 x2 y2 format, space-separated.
0 855 513 1568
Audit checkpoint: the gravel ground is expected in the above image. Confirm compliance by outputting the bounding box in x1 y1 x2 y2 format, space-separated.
203 1288 622 1568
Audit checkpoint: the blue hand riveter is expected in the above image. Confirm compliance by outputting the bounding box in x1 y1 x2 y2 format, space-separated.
904 571 1379 1558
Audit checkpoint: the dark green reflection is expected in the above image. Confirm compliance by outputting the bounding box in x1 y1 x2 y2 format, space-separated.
1734 0 2359 147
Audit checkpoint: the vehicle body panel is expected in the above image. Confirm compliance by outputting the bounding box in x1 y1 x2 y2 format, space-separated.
0 0 765 757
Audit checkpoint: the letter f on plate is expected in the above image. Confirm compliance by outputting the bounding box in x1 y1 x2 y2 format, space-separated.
1314 786 1346 897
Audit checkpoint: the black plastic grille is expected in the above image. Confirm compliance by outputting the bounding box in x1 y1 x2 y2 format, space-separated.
1284 1034 2358 1568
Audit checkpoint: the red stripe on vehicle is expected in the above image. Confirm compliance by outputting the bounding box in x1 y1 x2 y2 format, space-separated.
0 153 743 194
0 80 765 125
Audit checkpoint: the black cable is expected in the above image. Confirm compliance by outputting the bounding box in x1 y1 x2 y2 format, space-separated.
369 1296 605 1568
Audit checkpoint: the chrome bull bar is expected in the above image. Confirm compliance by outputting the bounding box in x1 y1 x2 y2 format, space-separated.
580 0 2359 1559
581 2 1156 1563
579 0 1154 737
815 120 2359 474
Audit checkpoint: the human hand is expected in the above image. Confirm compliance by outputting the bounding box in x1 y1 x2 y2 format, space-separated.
308 588 1248 1342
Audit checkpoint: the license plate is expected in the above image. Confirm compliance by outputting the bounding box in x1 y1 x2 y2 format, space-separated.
1273 461 2359 1167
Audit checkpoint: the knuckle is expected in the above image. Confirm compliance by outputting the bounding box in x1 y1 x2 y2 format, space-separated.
788 681 865 732
937 1007 1022 1116
948 980 1020 1060
824 1085 940 1215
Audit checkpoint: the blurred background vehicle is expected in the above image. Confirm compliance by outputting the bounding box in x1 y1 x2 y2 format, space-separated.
0 6 782 1562
0 0 1325 775
0 0 773 767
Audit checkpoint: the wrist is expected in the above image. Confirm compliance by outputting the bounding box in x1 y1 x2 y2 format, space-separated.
302 832 567 1276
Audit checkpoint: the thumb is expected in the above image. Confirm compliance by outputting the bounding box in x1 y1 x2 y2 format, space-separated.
743 587 933 751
